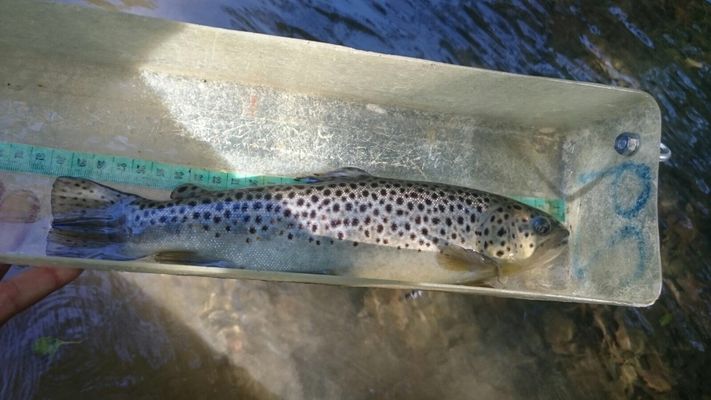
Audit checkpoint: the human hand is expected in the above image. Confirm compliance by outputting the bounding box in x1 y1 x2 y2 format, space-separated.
0 181 82 326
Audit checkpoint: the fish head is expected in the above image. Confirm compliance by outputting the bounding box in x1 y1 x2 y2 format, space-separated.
478 202 569 269
517 211 569 269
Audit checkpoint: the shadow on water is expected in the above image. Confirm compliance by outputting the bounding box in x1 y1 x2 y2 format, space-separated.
2 272 277 400
2 0 711 399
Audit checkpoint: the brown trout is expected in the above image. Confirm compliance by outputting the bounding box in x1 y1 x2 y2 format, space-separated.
47 168 569 284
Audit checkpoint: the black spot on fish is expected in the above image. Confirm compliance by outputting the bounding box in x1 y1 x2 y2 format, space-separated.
417 203 425 211
203 212 212 220
445 218 452 226
345 203 353 211
213 216 222 224
457 216 464 225
385 204 392 212
188 201 197 207
249 227 256 234
359 204 367 212
201 199 211 205
287 233 294 240
283 209 291 217
203 225 210 231
484 228 490 235
243 215 251 223
192 212 200 220
332 203 340 212
255 215 262 224
262 225 268 231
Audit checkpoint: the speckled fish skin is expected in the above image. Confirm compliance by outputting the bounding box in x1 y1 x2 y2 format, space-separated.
47 169 569 284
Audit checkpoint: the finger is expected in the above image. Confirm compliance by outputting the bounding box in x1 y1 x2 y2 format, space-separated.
0 189 40 223
0 264 9 280
0 266 82 326
0 189 41 256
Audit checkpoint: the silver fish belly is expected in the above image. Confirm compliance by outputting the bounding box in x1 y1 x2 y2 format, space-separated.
47 168 569 284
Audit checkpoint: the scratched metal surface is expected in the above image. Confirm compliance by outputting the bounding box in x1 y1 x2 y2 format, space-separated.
4 0 706 399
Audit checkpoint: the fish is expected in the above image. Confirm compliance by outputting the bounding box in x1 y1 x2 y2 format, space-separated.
46 168 569 285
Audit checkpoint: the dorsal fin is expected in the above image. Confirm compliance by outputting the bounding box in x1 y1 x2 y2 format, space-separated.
170 184 215 200
295 167 372 183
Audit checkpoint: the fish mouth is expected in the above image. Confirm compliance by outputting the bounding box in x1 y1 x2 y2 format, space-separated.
524 228 570 270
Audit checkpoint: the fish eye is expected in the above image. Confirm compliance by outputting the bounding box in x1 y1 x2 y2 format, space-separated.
531 216 551 236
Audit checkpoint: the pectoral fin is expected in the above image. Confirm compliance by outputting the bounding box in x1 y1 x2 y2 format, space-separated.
149 251 240 268
295 167 372 183
436 245 500 283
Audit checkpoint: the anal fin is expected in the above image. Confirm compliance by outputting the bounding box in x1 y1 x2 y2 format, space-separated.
149 251 240 268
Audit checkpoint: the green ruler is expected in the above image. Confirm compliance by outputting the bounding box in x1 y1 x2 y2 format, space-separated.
0 141 565 221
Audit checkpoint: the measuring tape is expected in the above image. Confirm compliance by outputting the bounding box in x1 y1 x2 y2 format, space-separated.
0 141 566 221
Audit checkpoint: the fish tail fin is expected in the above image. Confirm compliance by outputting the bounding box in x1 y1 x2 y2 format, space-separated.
47 177 142 260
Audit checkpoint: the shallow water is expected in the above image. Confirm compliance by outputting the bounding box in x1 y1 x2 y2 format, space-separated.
2 0 710 398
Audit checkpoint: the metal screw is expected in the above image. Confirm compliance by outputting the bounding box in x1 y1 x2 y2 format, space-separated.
615 132 641 156
659 142 672 162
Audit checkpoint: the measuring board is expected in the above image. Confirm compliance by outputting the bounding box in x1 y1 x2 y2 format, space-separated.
0 141 566 221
